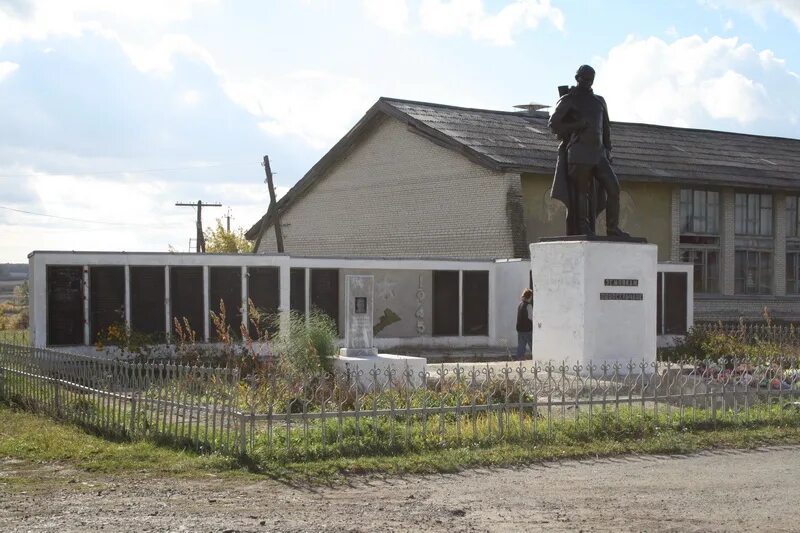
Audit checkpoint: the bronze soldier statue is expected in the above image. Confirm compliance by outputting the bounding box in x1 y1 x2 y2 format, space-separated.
548 65 630 238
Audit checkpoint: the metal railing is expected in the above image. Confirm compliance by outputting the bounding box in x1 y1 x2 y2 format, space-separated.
695 323 800 346
1 341 799 462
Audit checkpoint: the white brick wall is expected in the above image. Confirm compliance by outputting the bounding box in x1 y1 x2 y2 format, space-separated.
720 188 735 295
257 115 526 258
774 193 787 296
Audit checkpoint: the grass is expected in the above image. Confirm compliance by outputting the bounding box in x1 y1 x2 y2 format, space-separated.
2 402 800 485
0 404 239 477
0 329 28 344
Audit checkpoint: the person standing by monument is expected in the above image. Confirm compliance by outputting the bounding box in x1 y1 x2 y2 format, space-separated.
515 288 533 360
548 64 630 238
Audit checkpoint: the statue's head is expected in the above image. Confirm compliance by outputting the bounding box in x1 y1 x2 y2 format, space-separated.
575 64 595 89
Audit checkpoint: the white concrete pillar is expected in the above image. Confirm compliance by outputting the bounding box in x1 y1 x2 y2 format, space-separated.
774 193 787 296
124 265 131 328
279 264 291 335
720 188 736 296
488 264 497 343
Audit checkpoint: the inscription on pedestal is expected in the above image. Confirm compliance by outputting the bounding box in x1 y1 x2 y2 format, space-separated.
600 292 643 301
604 279 638 287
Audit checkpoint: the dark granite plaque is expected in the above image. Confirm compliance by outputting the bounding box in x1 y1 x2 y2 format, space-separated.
604 279 638 287
600 292 643 301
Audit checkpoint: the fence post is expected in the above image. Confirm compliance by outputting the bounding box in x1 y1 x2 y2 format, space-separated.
239 411 247 456
54 379 61 417
130 392 138 436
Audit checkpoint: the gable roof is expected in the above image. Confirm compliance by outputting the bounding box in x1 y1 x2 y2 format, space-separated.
247 97 800 240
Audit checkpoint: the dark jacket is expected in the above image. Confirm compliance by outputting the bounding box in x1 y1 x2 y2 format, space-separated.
516 300 532 332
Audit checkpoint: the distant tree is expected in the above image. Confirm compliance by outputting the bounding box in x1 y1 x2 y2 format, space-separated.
13 281 28 306
204 219 250 253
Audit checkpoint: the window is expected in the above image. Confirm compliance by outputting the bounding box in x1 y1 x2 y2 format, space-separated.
788 252 800 295
680 249 719 294
679 189 720 293
735 193 773 236
735 250 772 295
788 196 799 238
680 189 719 234
733 193 773 295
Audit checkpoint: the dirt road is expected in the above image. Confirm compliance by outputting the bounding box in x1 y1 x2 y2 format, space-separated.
2 446 798 532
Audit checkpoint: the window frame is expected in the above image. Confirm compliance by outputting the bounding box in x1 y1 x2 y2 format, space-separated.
734 192 773 237
679 188 721 294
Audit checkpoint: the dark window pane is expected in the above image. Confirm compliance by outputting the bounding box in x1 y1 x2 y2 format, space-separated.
432 270 459 336
248 266 280 338
462 271 489 336
289 268 305 314
310 269 339 335
47 266 84 346
707 251 719 293
209 267 241 340
170 266 204 337
664 272 688 335
89 266 125 344
759 252 772 294
656 272 663 336
130 266 165 337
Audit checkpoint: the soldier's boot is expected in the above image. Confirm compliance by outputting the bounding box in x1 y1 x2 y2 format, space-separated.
605 197 630 238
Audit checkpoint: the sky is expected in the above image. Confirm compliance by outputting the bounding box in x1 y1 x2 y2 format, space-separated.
0 0 799 263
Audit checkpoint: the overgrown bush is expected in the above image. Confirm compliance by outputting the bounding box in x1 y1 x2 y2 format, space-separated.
0 300 27 330
660 322 800 366
269 310 337 375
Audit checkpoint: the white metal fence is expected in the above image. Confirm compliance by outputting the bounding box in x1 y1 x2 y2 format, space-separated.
1 341 799 462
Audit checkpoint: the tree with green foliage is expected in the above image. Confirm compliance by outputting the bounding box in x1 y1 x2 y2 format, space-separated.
13 281 28 306
204 219 250 253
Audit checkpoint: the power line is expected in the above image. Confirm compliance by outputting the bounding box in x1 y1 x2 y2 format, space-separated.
0 161 253 179
0 204 161 227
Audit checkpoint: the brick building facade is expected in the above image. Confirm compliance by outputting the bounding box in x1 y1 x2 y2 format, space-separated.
247 98 800 323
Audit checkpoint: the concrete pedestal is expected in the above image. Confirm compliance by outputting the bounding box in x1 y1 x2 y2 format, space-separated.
530 240 657 368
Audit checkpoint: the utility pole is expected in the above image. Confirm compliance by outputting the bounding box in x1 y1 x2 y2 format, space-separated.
257 155 284 253
224 208 232 232
176 200 221 253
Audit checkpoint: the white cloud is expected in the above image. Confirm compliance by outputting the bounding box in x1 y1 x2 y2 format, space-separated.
0 60 19 81
418 0 564 46
181 89 202 106
0 0 216 48
707 0 800 30
362 0 409 33
222 71 375 149
118 34 220 75
594 35 800 131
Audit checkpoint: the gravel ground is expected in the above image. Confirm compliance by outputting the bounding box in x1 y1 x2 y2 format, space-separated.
1 446 798 532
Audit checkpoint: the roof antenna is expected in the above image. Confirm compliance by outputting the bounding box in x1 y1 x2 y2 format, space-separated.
513 103 549 114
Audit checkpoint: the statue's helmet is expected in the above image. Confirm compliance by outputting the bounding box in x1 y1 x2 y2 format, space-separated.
575 64 595 81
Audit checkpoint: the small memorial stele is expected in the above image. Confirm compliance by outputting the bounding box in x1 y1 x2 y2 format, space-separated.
340 275 378 357
334 274 427 386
